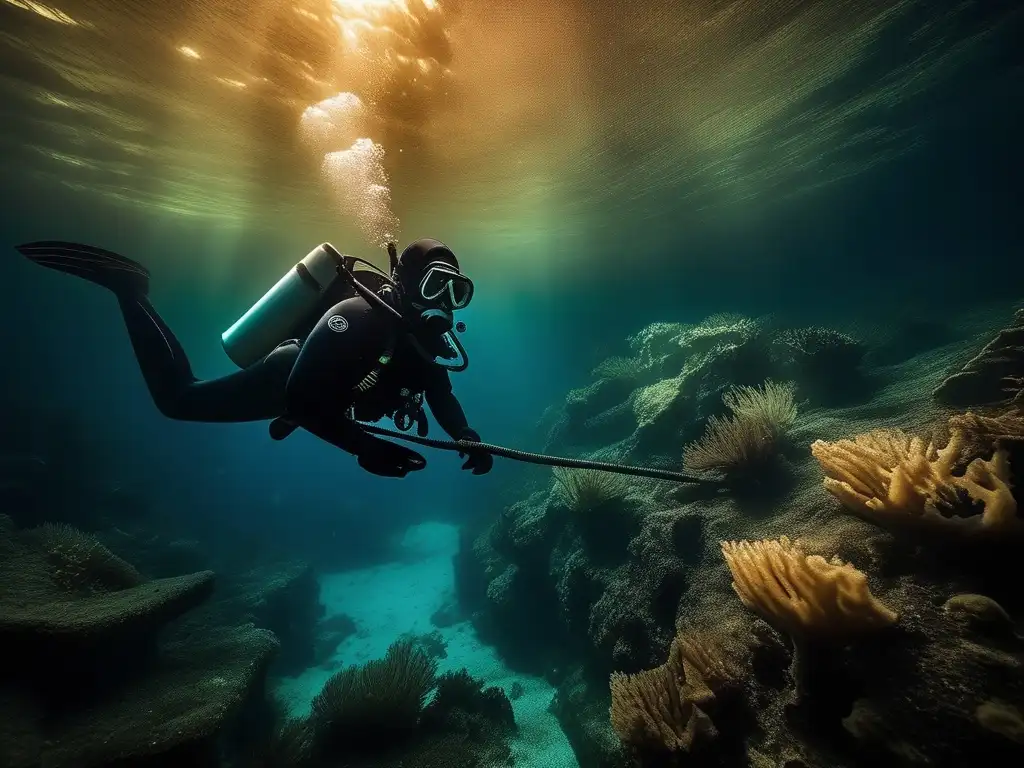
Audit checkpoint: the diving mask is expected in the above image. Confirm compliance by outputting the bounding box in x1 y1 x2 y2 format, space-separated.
418 261 473 311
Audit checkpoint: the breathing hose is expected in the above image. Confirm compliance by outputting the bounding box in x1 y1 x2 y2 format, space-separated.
358 423 725 486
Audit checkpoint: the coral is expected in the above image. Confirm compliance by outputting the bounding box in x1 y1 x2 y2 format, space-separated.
553 467 630 513
608 633 717 756
290 662 515 768
773 327 864 366
675 634 742 695
719 537 897 640
934 308 1024 407
310 638 438 753
811 420 1022 538
422 668 515 732
771 326 868 405
947 409 1024 470
553 468 639 564
683 380 797 473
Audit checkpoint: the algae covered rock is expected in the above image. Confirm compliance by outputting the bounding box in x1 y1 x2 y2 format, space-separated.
0 517 279 768
934 308 1024 407
0 624 279 768
0 523 214 648
200 560 323 676
943 593 1015 638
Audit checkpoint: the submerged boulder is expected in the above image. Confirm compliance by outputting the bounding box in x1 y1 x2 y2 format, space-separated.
0 517 279 768
0 623 279 768
934 308 1024 408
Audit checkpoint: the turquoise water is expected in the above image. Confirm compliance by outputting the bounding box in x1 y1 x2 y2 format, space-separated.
1 1 1023 767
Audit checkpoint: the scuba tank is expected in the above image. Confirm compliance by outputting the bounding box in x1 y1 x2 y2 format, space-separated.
222 240 469 372
221 244 344 369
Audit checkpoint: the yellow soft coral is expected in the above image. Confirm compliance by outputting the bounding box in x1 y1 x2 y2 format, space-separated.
811 421 1020 537
720 537 897 639
609 634 716 754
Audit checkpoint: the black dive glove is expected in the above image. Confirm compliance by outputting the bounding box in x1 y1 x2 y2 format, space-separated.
457 429 493 475
358 439 427 478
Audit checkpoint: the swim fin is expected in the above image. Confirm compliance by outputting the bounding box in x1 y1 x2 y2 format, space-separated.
15 240 150 297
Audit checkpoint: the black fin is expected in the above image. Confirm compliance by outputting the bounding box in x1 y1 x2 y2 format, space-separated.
16 240 150 297
269 417 298 440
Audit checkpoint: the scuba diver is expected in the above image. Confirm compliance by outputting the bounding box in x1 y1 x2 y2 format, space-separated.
14 238 493 479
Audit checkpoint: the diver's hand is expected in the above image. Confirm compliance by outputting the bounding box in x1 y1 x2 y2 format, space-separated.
358 440 426 478
457 429 493 475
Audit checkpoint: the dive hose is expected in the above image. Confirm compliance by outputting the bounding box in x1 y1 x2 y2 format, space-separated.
358 423 724 486
322 243 723 486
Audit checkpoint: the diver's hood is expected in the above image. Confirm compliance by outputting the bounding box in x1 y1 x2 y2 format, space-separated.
332 242 470 373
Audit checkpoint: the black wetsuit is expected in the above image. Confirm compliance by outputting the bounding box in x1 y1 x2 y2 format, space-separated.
116 291 471 457
15 239 484 475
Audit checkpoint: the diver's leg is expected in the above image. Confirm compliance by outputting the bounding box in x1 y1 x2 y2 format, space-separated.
16 240 295 423
117 296 299 422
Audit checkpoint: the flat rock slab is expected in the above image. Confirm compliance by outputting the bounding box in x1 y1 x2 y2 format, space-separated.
0 623 279 768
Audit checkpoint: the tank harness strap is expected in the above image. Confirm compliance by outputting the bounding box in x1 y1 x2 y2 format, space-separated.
352 337 397 394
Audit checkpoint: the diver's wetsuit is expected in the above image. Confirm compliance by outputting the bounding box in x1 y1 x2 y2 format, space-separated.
121 293 471 455
15 241 471 460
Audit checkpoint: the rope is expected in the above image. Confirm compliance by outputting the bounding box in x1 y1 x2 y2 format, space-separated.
358 424 725 486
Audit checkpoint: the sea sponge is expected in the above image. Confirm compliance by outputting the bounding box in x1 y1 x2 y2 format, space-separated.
810 422 1021 538
719 537 897 640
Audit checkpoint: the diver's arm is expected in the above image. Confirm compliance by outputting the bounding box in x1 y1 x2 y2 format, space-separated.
424 367 491 474
423 368 473 439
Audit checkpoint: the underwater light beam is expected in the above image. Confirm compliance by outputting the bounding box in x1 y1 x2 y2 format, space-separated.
300 93 400 247
298 0 453 246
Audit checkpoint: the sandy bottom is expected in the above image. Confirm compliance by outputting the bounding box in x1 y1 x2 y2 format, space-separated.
274 521 579 767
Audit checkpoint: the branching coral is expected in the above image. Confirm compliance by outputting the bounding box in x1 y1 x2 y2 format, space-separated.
720 537 897 640
609 633 716 755
683 380 797 473
810 420 1021 538
948 409 1024 458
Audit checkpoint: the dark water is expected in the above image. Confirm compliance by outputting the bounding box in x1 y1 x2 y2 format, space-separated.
1 1 1022 767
